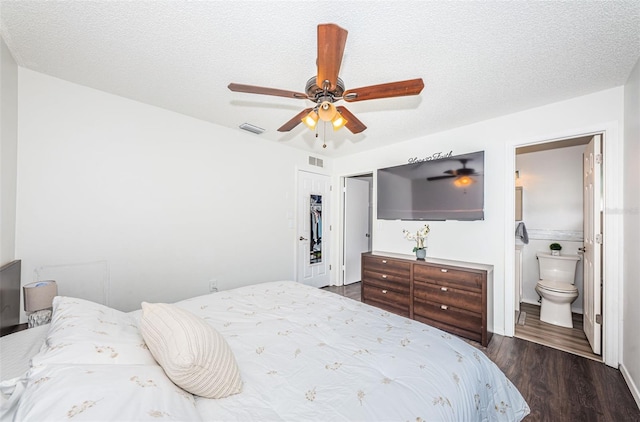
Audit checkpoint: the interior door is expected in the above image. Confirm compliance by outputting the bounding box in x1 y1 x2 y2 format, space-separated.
583 134 602 355
297 171 331 288
343 177 371 285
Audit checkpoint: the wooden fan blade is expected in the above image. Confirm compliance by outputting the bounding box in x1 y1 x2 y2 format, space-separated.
317 23 348 92
277 108 313 132
336 106 367 134
228 83 308 99
343 78 425 102
427 175 456 181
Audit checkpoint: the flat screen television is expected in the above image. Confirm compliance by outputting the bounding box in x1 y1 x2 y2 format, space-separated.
377 151 484 221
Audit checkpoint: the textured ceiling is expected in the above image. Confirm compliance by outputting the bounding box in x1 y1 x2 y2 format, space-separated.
1 1 639 157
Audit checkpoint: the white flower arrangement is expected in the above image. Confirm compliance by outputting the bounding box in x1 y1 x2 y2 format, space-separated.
402 224 430 252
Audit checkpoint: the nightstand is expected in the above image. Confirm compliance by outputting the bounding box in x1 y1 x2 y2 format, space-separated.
0 323 28 337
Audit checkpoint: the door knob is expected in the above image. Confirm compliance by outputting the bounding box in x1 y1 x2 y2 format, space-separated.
299 236 308 241
578 247 586 253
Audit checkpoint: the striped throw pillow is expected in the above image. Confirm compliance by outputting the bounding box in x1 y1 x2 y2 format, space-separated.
140 302 243 398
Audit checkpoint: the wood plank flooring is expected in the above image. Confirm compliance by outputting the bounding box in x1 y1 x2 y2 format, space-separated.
515 302 600 361
322 282 640 421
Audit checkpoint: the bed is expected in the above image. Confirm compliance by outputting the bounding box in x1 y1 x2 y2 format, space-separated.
1 280 529 421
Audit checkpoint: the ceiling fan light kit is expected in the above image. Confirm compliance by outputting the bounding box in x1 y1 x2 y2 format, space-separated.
453 175 475 187
426 158 482 187
228 23 425 146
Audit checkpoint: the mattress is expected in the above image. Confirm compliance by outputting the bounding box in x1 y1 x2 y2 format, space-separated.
0 324 48 381
1 281 529 421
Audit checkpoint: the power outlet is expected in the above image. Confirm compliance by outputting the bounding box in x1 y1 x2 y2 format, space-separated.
209 279 218 293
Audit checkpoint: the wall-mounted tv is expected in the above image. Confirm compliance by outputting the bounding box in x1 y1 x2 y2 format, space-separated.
377 151 484 221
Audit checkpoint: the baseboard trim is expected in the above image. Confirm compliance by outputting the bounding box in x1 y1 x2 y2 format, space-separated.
620 363 640 410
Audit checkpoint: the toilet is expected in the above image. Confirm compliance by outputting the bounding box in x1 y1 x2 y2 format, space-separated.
535 251 581 328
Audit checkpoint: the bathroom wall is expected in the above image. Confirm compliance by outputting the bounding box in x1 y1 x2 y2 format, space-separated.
516 144 585 313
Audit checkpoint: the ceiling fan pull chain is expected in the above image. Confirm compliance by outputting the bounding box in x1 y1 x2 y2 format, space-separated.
323 122 327 148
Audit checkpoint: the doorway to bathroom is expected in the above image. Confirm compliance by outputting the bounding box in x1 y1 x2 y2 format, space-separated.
513 134 603 362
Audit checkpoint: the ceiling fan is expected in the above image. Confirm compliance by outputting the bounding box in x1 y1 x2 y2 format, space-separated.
427 159 481 187
228 23 424 141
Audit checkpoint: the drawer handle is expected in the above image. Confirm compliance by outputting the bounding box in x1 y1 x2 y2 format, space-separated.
440 269 448 273
382 289 388 294
381 274 387 279
381 260 387 264
440 287 448 292
440 305 448 310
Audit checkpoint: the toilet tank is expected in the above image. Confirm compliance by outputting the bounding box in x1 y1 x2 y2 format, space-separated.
536 252 581 284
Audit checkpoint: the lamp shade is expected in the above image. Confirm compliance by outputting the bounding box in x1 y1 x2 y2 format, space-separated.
331 113 348 131
317 101 337 122
24 280 57 312
302 109 319 130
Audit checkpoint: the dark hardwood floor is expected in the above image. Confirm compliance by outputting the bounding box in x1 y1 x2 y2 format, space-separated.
323 282 640 421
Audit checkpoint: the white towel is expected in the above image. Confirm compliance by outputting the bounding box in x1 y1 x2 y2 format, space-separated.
515 222 529 244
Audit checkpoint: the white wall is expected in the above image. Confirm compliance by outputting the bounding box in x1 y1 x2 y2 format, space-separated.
516 145 585 313
15 69 328 316
333 87 624 337
0 36 18 266
622 57 640 407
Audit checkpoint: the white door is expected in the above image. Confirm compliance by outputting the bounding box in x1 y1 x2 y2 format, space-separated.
343 177 371 285
583 134 602 355
297 171 331 288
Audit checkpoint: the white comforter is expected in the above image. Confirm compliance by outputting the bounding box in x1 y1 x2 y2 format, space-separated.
1 281 529 421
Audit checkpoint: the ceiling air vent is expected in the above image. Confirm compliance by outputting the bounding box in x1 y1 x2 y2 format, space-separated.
308 156 324 168
239 123 265 134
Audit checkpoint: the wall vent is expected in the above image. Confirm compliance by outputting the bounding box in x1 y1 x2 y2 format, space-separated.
239 123 265 134
308 156 324 168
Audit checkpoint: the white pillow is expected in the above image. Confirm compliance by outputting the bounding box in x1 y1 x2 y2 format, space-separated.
32 296 156 366
139 302 243 399
16 364 201 421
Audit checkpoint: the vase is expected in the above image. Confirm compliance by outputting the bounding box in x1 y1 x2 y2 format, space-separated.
415 248 426 260
551 250 560 256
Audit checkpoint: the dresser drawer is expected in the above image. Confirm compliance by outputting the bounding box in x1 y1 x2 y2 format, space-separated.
362 269 411 290
413 281 482 313
362 256 411 277
413 297 482 334
363 284 410 317
362 275 410 295
414 313 483 344
413 264 483 291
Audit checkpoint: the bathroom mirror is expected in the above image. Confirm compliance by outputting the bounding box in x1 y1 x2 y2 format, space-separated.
515 187 523 221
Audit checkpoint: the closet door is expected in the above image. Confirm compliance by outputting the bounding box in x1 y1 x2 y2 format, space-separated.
297 171 331 288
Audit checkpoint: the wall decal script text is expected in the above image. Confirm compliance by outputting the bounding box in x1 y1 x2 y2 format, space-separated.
407 150 453 164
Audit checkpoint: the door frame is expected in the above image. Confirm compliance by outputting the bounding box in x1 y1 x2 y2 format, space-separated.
337 173 374 287
503 122 621 368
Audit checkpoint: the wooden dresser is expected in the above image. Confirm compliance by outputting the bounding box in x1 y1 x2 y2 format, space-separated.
361 251 493 346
